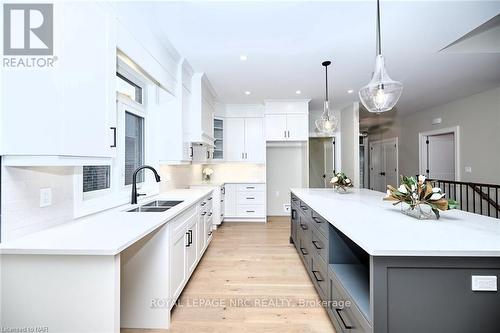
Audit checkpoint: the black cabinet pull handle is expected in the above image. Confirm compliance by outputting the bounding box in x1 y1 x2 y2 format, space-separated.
185 232 190 247
208 212 213 216
110 127 117 148
208 231 213 236
188 230 193 245
312 240 322 249
246 186 255 189
291 209 297 219
312 217 322 223
335 309 353 329
300 224 308 230
201 212 207 216
246 197 255 200
208 197 212 200
312 270 324 282
207 150 210 159
246 210 255 213
300 247 308 255
190 146 193 158
300 205 308 211
201 202 206 206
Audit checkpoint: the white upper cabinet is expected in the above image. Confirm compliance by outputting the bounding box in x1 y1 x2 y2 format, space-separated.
264 100 310 142
157 59 193 164
264 115 288 141
284 114 309 140
1 2 117 163
225 117 265 163
244 118 266 162
225 118 246 161
187 73 216 146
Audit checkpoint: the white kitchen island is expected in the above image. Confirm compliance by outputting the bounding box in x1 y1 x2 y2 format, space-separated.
0 188 214 333
290 188 500 333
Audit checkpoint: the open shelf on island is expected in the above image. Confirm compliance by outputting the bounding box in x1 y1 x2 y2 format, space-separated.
329 263 370 320
328 223 371 322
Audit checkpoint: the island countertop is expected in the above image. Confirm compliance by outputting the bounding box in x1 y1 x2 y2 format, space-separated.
291 188 500 257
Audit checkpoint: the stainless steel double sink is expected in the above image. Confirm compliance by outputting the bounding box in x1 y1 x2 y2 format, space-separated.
126 200 183 213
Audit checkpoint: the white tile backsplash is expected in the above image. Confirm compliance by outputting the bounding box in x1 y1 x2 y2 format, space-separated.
1 166 74 241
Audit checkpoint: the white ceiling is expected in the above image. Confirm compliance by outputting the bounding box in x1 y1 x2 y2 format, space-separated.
125 1 500 113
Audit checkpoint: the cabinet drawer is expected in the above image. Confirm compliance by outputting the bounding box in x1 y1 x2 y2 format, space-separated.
329 269 371 333
236 183 265 192
311 225 328 263
236 204 265 217
311 210 329 237
311 253 328 300
237 191 265 205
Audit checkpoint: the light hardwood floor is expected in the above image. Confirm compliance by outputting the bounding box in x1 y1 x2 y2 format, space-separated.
123 217 335 333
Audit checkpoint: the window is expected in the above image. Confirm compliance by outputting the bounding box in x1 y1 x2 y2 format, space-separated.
125 111 144 185
117 72 143 104
82 166 110 192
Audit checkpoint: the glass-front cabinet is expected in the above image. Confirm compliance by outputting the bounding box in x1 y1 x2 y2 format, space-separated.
213 118 224 160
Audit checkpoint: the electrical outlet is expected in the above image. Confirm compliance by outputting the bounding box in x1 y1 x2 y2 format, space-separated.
275 190 280 197
283 204 291 214
465 166 472 173
40 188 52 207
472 275 497 291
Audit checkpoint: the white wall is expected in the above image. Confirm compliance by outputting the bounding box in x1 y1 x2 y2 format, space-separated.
367 86 500 184
399 86 500 184
339 102 360 187
266 144 308 216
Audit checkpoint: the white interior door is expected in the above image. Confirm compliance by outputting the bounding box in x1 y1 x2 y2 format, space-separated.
425 133 455 180
224 118 245 161
323 139 335 187
369 138 398 192
370 142 385 192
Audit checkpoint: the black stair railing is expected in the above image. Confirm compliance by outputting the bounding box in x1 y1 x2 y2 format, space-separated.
427 179 500 219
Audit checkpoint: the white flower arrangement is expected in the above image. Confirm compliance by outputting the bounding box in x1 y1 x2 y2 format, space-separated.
202 167 214 182
330 172 353 191
384 175 458 219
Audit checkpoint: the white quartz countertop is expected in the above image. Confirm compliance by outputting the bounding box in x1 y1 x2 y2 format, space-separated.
0 189 212 256
291 188 500 257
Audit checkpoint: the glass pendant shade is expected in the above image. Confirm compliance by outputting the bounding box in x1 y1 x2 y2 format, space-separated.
315 61 338 135
315 101 338 135
359 55 403 113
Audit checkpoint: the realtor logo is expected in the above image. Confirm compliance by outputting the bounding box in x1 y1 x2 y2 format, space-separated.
3 3 53 55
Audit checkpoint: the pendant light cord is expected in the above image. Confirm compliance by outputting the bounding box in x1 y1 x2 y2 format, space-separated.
377 0 382 55
325 65 329 102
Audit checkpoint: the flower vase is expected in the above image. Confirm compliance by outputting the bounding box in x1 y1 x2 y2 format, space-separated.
334 186 350 194
400 203 434 220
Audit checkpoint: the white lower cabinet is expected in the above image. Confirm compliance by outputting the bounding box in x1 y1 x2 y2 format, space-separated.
170 225 188 302
186 217 198 274
169 194 214 306
224 183 266 221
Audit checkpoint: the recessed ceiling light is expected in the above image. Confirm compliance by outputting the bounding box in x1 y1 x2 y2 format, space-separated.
347 89 354 94
295 90 302 95
244 91 251 95
240 55 248 61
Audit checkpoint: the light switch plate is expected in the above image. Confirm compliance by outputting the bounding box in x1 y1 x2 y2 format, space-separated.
40 188 52 207
471 275 497 291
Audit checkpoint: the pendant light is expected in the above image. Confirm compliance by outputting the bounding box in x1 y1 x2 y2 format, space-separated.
359 0 403 113
315 61 338 135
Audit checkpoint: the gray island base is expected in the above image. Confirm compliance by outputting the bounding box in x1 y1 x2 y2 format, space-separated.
290 188 500 333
